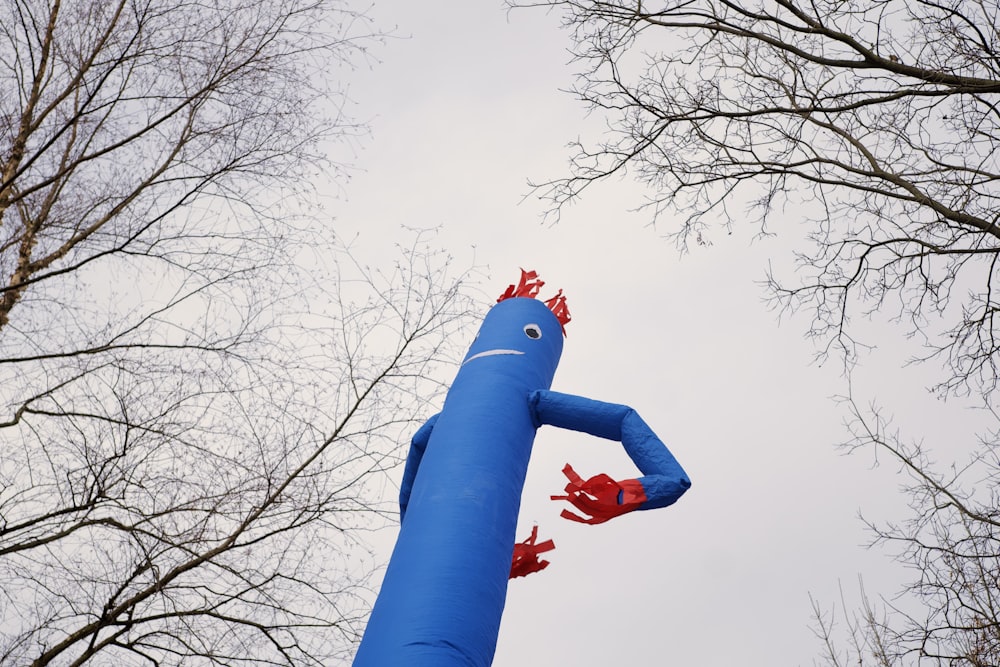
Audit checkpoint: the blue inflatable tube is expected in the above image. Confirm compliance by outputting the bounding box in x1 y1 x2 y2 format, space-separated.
354 297 563 666
353 278 690 667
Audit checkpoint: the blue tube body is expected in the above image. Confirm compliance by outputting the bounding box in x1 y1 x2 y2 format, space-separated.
353 296 692 666
353 298 564 667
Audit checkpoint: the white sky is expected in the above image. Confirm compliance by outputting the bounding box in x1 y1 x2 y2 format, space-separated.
327 3 988 665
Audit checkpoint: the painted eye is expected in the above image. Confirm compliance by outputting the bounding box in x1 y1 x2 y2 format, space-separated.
523 324 542 339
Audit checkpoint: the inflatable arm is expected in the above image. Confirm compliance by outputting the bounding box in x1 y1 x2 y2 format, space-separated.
530 389 691 524
399 412 439 522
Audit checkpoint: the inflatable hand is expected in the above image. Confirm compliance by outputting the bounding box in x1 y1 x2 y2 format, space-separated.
551 463 647 524
509 525 555 579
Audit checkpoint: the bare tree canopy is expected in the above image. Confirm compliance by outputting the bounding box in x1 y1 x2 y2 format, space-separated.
0 0 371 331
0 1 475 665
513 0 1000 394
509 1 1000 665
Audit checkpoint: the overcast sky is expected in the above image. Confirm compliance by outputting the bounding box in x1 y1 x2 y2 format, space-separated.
326 3 987 665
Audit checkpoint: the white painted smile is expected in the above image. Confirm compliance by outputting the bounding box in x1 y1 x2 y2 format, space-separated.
462 349 524 366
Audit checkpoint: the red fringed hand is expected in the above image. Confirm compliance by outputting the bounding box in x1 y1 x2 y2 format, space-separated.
509 525 555 579
551 463 647 525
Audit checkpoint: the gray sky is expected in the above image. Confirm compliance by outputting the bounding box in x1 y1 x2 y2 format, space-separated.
327 3 986 665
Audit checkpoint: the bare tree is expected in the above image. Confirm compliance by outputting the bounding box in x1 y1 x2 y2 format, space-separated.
0 1 476 665
809 388 1000 667
508 1 1000 665
512 0 1000 390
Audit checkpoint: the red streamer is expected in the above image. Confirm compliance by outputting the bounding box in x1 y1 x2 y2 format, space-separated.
551 463 646 525
509 525 555 579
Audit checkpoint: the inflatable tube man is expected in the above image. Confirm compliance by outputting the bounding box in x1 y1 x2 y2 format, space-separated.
353 270 691 667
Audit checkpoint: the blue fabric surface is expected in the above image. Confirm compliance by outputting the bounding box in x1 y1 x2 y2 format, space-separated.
354 298 564 667
354 298 691 667
531 391 691 510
